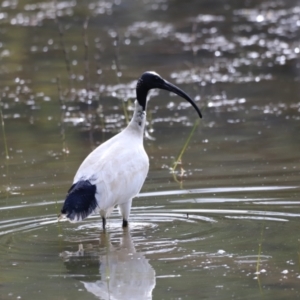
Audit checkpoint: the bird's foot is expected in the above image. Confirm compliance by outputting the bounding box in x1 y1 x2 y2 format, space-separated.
102 217 106 231
122 219 128 228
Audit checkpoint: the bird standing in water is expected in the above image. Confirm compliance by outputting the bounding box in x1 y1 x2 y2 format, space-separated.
59 71 202 230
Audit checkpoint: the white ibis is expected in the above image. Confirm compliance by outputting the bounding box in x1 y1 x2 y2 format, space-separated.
59 71 202 229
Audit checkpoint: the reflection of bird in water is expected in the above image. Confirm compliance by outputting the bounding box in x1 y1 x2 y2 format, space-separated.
61 229 156 300
83 230 155 300
58 71 202 229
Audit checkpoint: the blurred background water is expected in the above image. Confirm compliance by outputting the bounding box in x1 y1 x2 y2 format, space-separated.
0 0 300 299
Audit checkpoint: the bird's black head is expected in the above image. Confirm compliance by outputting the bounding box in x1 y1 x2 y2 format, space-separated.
136 71 202 118
137 71 165 91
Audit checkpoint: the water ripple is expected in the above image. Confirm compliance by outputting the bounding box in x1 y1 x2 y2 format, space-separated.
138 185 298 198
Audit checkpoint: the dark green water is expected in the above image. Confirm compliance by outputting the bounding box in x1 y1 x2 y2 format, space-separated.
0 0 300 299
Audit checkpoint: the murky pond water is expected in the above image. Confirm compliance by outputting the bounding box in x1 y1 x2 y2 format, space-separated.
0 0 300 299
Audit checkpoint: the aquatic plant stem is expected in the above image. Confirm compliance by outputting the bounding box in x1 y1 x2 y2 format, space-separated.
171 118 200 188
298 241 300 272
54 0 73 92
56 77 69 221
93 38 106 142
112 29 129 124
82 18 96 150
101 232 112 299
256 222 265 294
0 97 10 204
172 118 200 173
256 222 265 273
256 242 262 274
83 17 90 93
56 76 68 157
0 98 9 160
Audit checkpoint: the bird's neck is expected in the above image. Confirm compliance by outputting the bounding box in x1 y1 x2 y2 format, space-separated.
136 79 148 111
127 101 146 135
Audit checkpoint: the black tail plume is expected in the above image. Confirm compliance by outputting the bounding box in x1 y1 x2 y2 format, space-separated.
60 180 98 222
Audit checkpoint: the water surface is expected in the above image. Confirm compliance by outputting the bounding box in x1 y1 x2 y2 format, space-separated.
0 0 300 299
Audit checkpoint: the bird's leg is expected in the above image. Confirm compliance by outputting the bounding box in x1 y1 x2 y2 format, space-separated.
118 199 132 228
102 217 106 230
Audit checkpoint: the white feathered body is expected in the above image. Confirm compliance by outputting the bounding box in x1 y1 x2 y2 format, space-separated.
73 102 149 220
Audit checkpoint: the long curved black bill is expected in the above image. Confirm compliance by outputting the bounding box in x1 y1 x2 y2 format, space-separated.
161 80 202 118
